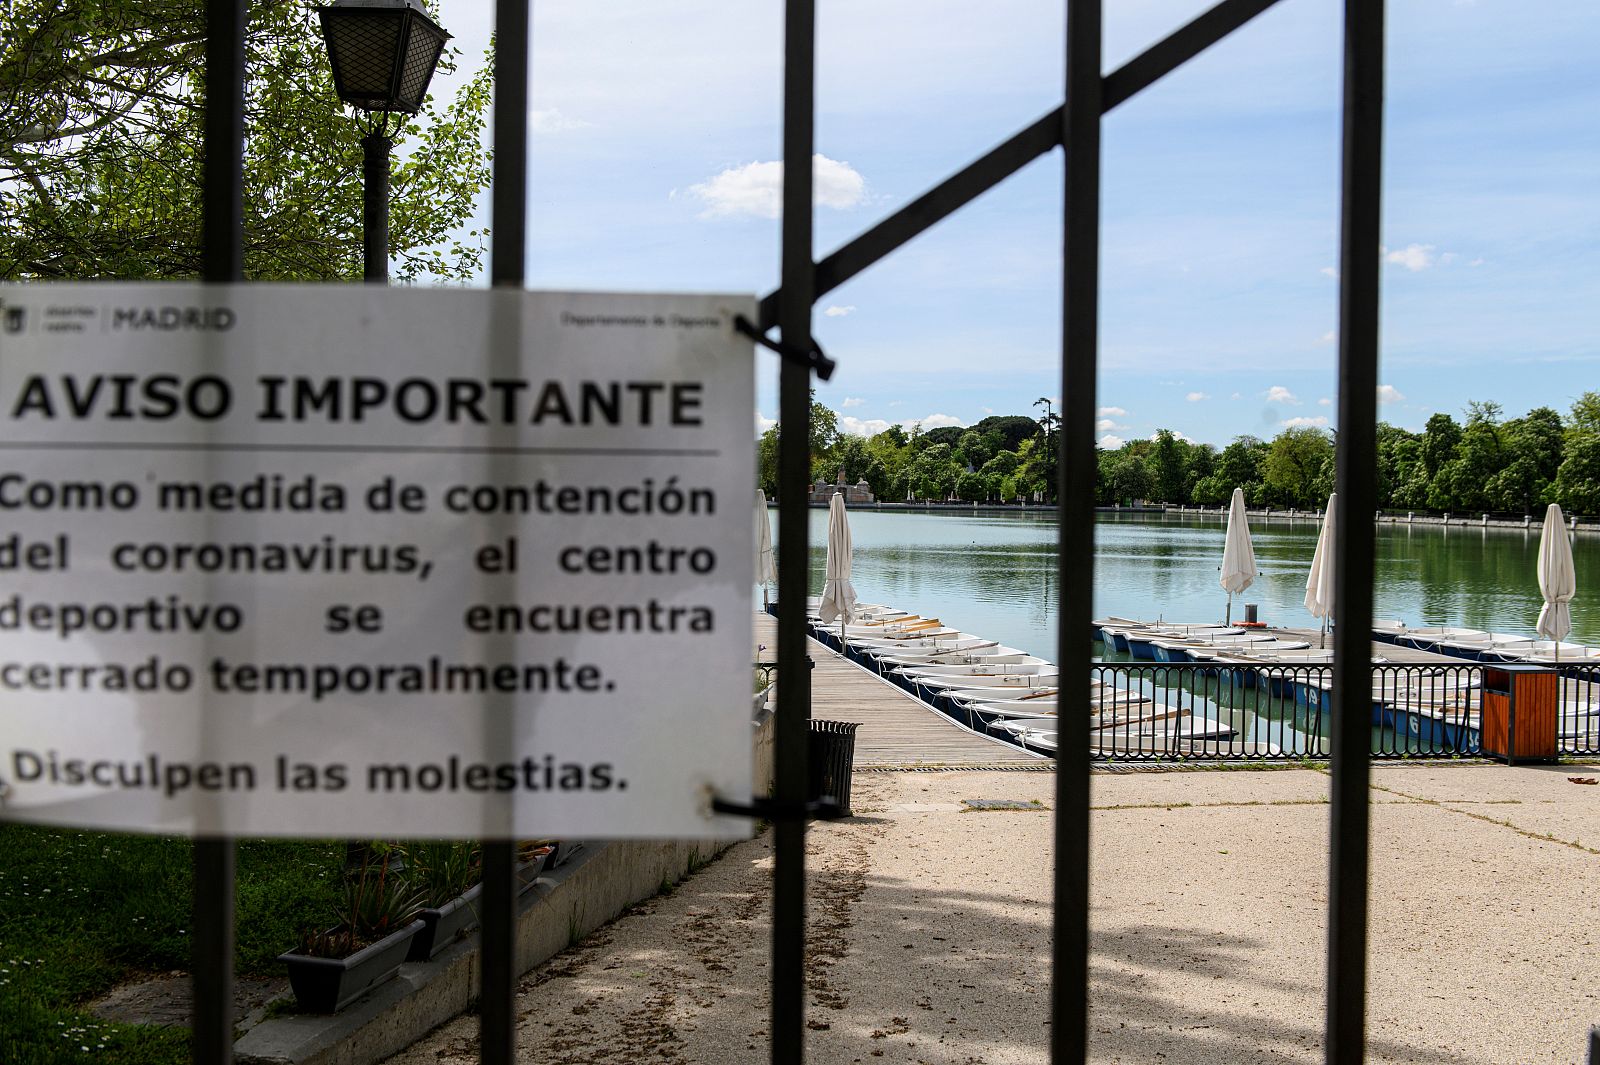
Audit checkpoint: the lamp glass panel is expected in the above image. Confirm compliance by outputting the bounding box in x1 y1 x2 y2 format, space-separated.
328 11 404 97
395 25 448 111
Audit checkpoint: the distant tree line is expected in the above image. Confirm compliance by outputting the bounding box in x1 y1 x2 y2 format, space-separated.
757 391 1600 516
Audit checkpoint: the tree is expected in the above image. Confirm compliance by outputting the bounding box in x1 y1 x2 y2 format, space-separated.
956 470 986 502
1146 429 1187 504
1431 402 1504 512
955 430 993 472
1486 406 1564 513
971 414 1040 453
1263 427 1334 508
1553 392 1600 514
1420 413 1462 481
1106 451 1155 505
1184 444 1217 502
756 426 780 495
1195 435 1267 504
905 443 961 500
1375 423 1421 508
2 1 492 282
979 450 1022 500
1032 397 1059 502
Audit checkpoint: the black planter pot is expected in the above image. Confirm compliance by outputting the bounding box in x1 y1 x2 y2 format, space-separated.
279 919 425 1013
406 884 483 962
514 842 559 892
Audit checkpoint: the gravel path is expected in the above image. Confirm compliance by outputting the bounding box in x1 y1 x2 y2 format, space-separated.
386 764 1600 1065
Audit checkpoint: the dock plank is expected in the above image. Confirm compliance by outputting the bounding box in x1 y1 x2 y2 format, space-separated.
755 613 1044 768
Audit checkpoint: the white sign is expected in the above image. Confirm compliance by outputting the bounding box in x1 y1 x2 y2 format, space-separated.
0 284 756 838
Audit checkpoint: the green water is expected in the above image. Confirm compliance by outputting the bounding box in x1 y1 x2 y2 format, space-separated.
782 508 1597 662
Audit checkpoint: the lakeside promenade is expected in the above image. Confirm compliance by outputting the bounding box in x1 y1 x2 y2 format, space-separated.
387 621 1600 1064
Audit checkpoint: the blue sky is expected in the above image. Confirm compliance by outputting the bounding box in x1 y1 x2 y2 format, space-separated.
426 0 1600 448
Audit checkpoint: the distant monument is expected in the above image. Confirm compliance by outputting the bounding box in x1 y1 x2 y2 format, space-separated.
810 467 874 504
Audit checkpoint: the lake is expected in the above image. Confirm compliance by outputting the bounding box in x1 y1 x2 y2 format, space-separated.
776 508 1598 662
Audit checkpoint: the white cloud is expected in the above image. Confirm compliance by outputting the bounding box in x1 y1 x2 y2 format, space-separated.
839 416 891 436
981 407 995 415
1320 266 1338 279
1097 406 1127 417
1377 384 1405 404
755 412 776 434
529 108 592 134
915 413 965 430
1282 416 1330 428
1151 430 1193 443
688 154 865 219
1098 434 1125 450
1265 386 1300 405
841 396 865 408
1095 418 1127 432
1185 392 1208 402
1318 331 1336 345
823 305 856 317
1385 243 1436 272
1230 392 1242 401
1469 257 1485 267
1318 397 1332 407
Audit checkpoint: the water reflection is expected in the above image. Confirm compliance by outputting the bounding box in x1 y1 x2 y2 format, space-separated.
774 509 1597 662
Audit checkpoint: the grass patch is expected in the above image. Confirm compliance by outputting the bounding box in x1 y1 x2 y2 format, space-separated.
0 826 345 1065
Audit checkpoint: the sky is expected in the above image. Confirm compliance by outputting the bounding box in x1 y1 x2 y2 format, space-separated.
422 0 1600 450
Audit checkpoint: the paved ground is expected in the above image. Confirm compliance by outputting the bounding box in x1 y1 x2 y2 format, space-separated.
386 763 1600 1065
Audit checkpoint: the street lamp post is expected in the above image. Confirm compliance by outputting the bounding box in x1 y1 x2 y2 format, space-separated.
316 0 449 871
317 0 451 281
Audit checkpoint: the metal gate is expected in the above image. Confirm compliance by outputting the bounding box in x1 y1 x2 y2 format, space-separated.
180 0 1387 1062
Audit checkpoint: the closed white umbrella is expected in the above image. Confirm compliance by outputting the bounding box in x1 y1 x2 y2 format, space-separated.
1219 487 1259 625
1536 503 1576 665
819 493 858 644
1305 493 1337 648
755 489 775 608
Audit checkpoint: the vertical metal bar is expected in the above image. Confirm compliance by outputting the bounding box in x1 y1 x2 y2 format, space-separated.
481 3 530 1064
1326 0 1383 1060
773 0 816 1062
196 1 244 1062
362 133 392 283
1055 0 1101 1060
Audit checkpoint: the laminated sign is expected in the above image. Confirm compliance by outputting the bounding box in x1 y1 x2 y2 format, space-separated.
0 284 756 838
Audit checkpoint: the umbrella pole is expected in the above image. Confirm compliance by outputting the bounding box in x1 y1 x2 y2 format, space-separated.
1226 592 1232 627
1320 617 1327 650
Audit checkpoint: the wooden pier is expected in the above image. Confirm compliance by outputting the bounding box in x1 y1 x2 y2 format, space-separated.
754 613 1044 769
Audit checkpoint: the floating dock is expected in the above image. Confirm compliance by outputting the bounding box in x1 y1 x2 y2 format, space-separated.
755 612 1044 768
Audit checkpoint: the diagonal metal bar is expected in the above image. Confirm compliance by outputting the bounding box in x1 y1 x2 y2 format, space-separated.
1326 0 1384 1061
755 0 1283 331
1102 0 1284 110
755 108 1060 330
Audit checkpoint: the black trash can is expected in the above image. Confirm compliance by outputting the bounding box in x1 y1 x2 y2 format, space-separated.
808 719 860 816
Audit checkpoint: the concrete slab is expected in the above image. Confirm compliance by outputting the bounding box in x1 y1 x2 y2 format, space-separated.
384 766 1600 1065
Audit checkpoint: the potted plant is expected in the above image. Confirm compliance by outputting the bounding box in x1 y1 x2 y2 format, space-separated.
279 845 427 1013
402 840 482 961
514 839 560 891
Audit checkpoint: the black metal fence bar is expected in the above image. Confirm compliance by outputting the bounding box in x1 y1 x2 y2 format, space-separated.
772 1 817 1062
1567 666 1600 756
1054 0 1102 1059
195 2 245 1063
1328 0 1385 1058
480 3 531 1063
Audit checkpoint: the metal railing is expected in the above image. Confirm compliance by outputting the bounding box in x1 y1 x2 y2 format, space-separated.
861 655 1600 764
